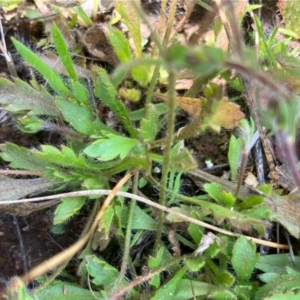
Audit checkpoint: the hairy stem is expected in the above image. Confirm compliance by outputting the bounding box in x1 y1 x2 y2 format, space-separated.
114 171 139 291
154 69 176 250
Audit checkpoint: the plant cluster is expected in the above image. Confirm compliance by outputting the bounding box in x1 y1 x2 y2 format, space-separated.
1 0 300 299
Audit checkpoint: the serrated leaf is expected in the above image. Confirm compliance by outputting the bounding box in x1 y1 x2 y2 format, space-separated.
185 257 205 272
52 23 78 81
34 145 91 170
0 143 50 171
54 196 86 224
0 78 60 116
138 104 159 142
232 236 259 283
55 97 95 136
0 175 55 201
85 255 119 286
204 97 245 132
93 67 136 137
84 133 138 161
12 38 70 96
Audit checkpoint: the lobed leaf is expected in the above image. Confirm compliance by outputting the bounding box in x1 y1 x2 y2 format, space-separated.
93 67 137 137
0 143 51 171
83 133 138 161
33 145 95 170
0 78 60 116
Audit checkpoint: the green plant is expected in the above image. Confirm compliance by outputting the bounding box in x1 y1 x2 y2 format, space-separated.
1 1 300 299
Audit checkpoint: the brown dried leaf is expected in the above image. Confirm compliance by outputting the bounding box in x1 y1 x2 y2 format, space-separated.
208 97 244 131
155 92 202 116
81 24 119 66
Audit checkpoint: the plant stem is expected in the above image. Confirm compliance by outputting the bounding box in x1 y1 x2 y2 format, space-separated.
113 171 139 291
154 69 176 250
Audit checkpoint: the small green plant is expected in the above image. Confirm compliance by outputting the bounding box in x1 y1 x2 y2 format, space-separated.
1 1 300 299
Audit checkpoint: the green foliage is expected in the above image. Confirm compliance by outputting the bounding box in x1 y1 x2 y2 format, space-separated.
2 5 300 300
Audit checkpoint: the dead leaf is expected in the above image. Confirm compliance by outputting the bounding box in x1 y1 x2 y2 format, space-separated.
155 92 202 116
208 97 244 131
81 24 119 66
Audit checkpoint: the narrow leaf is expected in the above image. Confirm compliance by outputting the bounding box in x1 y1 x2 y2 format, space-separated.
12 38 70 96
52 23 78 81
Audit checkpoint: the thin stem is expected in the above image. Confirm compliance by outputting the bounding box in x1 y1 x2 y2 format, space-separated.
114 171 139 291
154 69 176 250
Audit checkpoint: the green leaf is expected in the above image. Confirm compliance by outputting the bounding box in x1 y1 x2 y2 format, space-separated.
85 255 119 287
207 258 235 287
54 196 86 224
232 236 259 283
34 145 93 170
255 254 300 274
228 135 242 180
35 280 100 299
84 133 138 161
152 268 186 300
18 116 45 133
187 211 203 244
173 279 215 300
55 97 95 136
12 38 70 96
185 257 205 272
0 175 55 201
169 142 198 172
107 25 131 62
52 23 78 81
0 78 60 116
138 104 159 142
0 143 50 171
255 273 300 300
131 65 150 87
93 67 137 137
117 0 142 57
70 80 89 105
209 289 237 300
122 205 157 230
5 277 34 300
